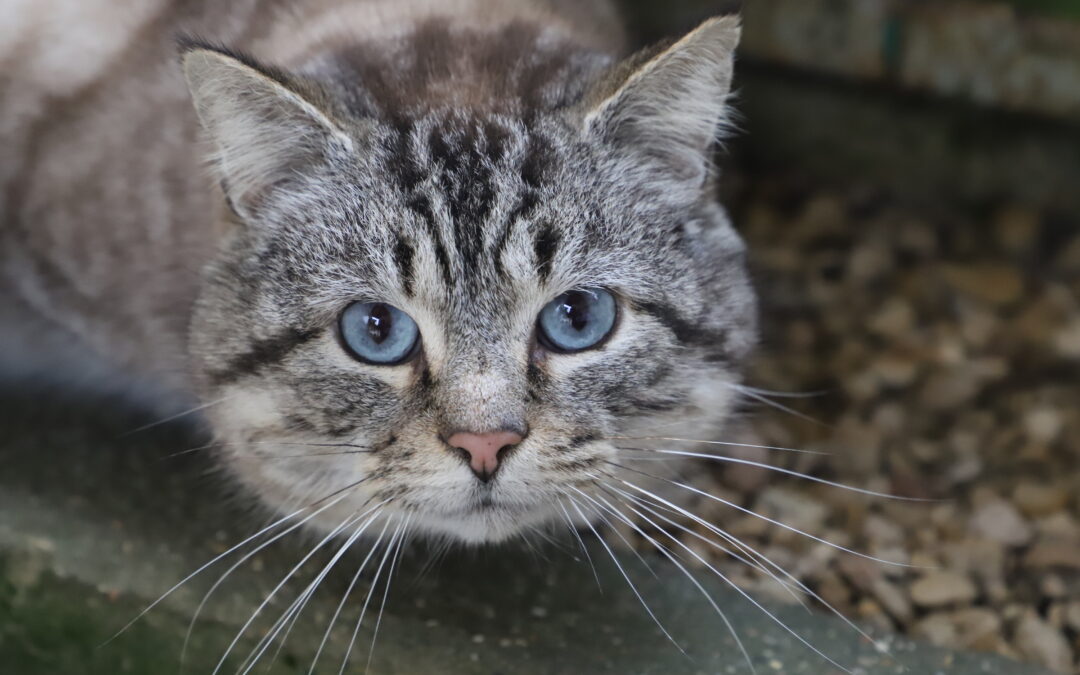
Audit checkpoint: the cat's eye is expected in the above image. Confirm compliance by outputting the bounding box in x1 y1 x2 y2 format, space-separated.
537 288 617 353
339 302 420 365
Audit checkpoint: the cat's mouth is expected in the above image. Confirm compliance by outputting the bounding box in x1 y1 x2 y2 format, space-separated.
454 494 530 516
467 498 517 513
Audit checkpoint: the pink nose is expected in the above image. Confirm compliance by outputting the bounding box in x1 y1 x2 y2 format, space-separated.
446 430 524 481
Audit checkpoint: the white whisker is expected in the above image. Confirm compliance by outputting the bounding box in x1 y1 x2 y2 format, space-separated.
598 475 808 609
524 522 562 550
556 499 602 592
733 385 827 399
308 518 393 675
731 386 826 427
601 462 807 593
581 493 660 581
605 436 829 456
603 463 888 648
575 486 757 675
339 517 405 675
212 512 362 675
180 491 356 665
595 481 853 673
623 448 931 501
160 442 218 460
104 504 309 647
412 537 454 584
365 513 411 674
565 495 684 654
257 451 375 460
618 477 921 568
119 395 232 437
237 504 386 674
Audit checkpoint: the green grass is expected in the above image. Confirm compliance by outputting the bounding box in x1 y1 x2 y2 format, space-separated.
0 572 257 675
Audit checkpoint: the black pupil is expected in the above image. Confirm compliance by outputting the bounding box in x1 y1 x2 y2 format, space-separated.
559 292 591 332
366 304 393 344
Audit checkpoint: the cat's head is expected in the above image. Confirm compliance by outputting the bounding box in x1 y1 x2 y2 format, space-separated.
182 17 756 543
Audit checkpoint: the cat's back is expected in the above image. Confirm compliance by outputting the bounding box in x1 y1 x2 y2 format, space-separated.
0 0 623 232
1 0 265 385
0 0 624 386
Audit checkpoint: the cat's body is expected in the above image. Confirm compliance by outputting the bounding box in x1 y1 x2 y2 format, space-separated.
1 0 756 545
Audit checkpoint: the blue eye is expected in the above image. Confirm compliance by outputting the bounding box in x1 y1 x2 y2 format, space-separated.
339 302 420 365
537 288 617 353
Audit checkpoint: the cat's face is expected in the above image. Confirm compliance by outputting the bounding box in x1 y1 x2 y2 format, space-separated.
184 18 754 543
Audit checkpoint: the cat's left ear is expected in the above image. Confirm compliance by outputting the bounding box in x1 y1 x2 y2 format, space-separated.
583 16 740 190
180 42 353 218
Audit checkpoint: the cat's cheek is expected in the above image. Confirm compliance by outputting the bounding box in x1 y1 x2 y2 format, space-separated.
202 383 372 510
685 371 738 426
658 376 736 454
214 385 285 431
213 434 381 536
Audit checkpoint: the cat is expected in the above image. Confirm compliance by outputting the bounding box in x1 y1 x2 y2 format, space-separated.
0 0 755 549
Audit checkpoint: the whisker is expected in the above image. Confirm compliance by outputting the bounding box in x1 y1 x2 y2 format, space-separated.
269 442 373 449
244 440 375 460
600 459 890 647
524 522 563 550
732 386 828 427
412 537 454 585
629 487 887 652
580 493 659 581
159 442 218 461
308 518 393 675
596 465 893 651
565 495 684 654
236 505 386 674
339 517 405 675
595 468 808 609
575 486 757 675
119 395 232 437
617 447 933 501
212 512 364 675
365 513 411 674
105 499 335 649
556 499 602 592
257 450 374 459
181 486 370 665
309 475 379 509
593 480 853 674
732 385 828 399
615 476 922 569
517 529 544 559
603 436 829 456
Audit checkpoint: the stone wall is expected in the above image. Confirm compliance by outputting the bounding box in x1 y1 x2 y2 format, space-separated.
617 0 1080 212
621 0 1080 122
741 0 1080 121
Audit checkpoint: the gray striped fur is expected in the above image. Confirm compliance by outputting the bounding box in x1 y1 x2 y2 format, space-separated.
0 1 755 543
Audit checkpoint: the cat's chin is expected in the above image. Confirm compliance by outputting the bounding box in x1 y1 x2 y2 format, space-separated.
407 503 559 545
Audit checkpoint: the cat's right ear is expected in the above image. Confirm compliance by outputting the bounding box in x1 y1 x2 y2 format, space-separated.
583 17 740 193
180 41 353 219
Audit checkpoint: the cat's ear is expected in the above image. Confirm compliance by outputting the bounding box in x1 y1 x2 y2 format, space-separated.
583 16 740 189
180 42 353 217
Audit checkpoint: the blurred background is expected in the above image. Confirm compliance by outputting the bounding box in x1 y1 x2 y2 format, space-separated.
618 0 1080 671
1 1 1078 673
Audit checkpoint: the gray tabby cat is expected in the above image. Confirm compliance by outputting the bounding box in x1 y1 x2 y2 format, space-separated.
1 0 755 546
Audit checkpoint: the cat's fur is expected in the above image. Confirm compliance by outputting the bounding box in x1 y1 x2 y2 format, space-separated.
1 0 756 543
